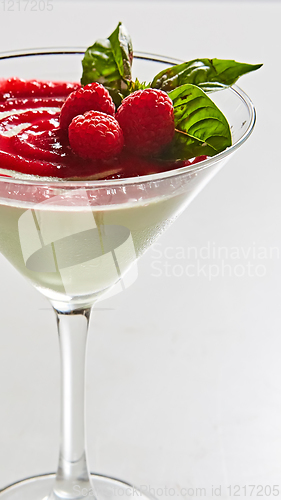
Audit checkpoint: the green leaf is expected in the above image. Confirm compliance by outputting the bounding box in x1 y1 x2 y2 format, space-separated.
164 84 232 160
151 58 262 93
108 22 133 81
81 22 133 93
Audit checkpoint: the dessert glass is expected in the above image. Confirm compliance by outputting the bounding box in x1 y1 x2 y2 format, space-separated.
0 49 256 500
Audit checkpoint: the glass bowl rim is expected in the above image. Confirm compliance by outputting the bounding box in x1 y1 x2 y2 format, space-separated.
0 47 256 188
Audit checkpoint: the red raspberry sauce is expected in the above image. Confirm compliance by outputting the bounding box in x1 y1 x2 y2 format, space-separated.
0 78 207 180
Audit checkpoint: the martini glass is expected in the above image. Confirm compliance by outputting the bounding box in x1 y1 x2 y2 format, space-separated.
0 49 255 500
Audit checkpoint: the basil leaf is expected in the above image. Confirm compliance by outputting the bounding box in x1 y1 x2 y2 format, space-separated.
81 22 132 92
163 84 232 160
151 58 262 92
109 22 133 81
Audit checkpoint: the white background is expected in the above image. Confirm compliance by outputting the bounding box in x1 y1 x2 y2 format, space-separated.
0 1 281 498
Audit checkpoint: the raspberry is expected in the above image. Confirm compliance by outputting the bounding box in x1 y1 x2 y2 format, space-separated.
68 110 124 160
115 88 175 156
60 82 115 131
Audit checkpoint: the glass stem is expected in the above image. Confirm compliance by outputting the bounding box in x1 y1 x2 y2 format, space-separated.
49 305 93 500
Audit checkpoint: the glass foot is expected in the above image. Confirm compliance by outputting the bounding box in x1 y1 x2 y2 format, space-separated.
0 473 154 500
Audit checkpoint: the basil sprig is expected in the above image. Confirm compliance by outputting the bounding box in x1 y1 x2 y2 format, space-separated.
162 84 232 160
81 23 262 160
